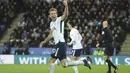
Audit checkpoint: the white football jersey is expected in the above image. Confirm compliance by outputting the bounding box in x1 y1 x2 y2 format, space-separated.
69 28 83 49
50 17 65 44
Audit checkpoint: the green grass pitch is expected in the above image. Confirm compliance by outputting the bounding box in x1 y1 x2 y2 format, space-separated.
0 64 130 73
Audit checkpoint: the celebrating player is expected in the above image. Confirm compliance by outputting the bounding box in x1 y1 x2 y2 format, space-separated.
67 21 92 73
39 0 91 73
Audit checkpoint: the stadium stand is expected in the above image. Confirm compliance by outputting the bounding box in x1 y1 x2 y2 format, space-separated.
0 0 129 55
0 0 24 40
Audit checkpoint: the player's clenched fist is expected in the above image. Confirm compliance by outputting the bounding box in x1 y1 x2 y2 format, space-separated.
63 0 68 6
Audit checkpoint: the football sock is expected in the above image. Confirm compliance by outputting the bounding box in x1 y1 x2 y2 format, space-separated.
106 59 116 70
48 63 55 73
73 66 78 73
66 60 84 66
109 60 117 69
106 59 111 72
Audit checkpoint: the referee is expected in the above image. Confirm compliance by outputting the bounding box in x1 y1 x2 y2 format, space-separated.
97 21 118 73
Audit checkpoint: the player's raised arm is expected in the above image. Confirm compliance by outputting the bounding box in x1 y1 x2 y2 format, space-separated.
39 30 53 47
61 0 68 21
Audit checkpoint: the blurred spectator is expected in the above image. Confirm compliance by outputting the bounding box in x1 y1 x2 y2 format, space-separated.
2 42 11 54
93 48 104 56
14 47 22 55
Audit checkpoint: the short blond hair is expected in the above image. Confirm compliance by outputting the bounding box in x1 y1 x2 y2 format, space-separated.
49 8 57 13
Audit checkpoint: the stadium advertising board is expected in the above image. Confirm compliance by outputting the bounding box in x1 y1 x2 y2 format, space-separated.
0 55 14 64
0 55 129 65
14 55 50 64
14 55 130 65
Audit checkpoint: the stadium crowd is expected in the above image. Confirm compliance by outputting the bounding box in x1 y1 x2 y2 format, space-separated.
0 0 25 39
0 0 15 39
2 0 130 55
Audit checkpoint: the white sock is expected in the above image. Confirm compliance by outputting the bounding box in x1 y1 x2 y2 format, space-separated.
73 66 78 73
48 63 55 73
66 60 84 66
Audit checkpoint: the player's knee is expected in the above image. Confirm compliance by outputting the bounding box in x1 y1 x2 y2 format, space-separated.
105 59 109 62
105 57 110 62
104 56 109 61
61 62 67 68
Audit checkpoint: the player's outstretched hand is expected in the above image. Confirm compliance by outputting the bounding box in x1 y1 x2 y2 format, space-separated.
63 0 68 6
39 41 46 48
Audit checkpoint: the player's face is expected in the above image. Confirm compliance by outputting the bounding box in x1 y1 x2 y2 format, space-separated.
49 11 57 21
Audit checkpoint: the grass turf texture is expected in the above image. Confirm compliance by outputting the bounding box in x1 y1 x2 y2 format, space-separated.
0 64 129 73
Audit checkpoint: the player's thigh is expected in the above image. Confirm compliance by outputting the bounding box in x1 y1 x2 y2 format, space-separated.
49 57 57 63
104 45 113 60
70 56 76 60
71 49 82 57
104 49 110 60
57 42 67 67
51 43 62 59
75 57 80 60
59 54 67 67
70 56 80 60
104 55 111 60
